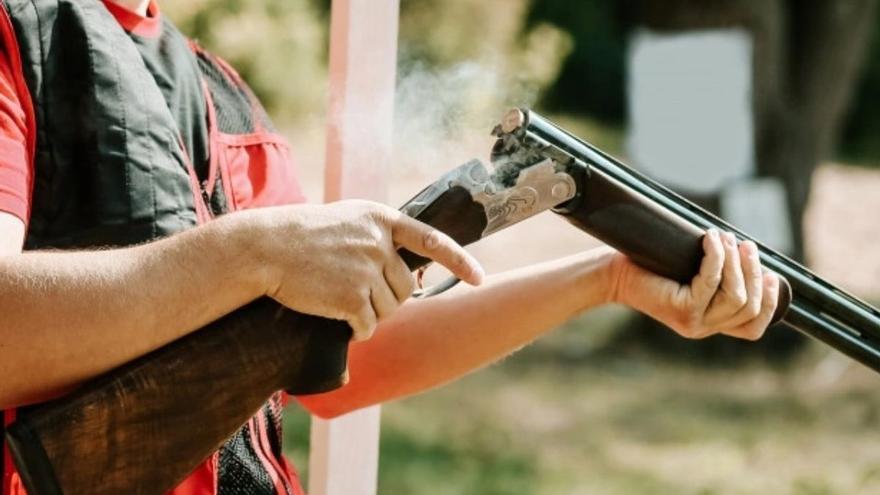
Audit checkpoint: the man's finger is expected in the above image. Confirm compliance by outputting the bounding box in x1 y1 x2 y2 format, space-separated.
704 233 749 324
721 273 779 341
349 299 378 342
689 229 725 312
370 279 400 320
391 214 484 285
384 256 416 302
711 240 764 329
716 232 747 310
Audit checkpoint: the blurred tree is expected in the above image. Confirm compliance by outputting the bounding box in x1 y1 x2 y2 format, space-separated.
840 5 880 163
396 0 572 94
164 0 330 126
524 1 627 123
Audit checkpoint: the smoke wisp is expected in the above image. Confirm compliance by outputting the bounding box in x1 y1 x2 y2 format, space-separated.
392 60 538 174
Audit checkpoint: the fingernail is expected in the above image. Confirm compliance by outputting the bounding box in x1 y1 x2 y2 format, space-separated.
707 228 719 239
424 231 440 250
745 241 758 257
471 263 485 285
723 233 736 247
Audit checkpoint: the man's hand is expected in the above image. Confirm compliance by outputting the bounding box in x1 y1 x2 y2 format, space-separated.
609 229 780 340
247 200 484 341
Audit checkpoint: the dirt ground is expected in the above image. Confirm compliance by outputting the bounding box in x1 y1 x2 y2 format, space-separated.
804 164 880 301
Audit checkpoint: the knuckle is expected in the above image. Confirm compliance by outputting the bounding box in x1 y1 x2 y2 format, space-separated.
740 305 758 321
679 310 702 331
360 237 388 262
422 229 442 251
746 299 762 318
364 222 386 242
346 285 371 310
703 273 722 289
358 201 383 217
453 252 468 271
731 288 748 308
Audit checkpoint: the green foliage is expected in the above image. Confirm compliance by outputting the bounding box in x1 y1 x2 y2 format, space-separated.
376 423 537 495
164 0 329 126
839 6 880 166
397 0 573 101
525 0 628 123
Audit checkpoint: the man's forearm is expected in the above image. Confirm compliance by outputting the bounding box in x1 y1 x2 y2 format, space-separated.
299 247 617 418
0 197 484 410
0 213 265 408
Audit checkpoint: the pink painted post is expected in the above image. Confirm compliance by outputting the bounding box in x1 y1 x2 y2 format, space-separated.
309 1 399 494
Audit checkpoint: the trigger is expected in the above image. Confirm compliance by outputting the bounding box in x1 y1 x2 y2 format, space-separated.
412 276 461 299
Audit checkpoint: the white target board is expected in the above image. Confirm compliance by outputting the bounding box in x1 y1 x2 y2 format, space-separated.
627 29 754 193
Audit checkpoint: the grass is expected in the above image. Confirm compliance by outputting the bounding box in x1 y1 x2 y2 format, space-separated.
282 306 880 494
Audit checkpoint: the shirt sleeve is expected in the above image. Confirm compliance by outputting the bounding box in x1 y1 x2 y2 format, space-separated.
0 35 31 226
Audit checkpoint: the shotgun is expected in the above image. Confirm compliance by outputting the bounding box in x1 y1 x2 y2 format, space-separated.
7 109 879 495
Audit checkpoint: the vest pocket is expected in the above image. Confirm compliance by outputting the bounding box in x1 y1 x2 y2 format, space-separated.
215 132 306 210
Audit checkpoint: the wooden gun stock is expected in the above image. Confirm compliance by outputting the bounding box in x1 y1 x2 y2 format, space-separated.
6 185 489 495
8 301 351 495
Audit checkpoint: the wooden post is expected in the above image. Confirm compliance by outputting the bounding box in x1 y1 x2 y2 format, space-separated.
309 1 399 494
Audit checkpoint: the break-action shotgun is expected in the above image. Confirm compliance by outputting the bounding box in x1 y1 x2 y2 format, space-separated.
7 108 880 495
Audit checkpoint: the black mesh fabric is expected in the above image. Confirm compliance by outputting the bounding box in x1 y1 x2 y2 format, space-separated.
209 175 229 216
196 48 292 495
265 393 285 458
218 421 277 495
195 51 276 135
246 85 277 133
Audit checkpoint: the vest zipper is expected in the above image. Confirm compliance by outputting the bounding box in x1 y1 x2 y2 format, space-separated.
177 135 213 223
200 180 214 218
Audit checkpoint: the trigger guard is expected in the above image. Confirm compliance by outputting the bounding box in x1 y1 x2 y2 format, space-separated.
412 276 461 299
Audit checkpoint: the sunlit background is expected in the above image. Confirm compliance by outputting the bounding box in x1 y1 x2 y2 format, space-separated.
166 1 880 493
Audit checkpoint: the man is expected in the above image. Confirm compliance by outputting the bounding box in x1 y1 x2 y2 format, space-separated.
0 0 781 493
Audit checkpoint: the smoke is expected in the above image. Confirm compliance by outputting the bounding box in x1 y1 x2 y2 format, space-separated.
392 60 538 175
